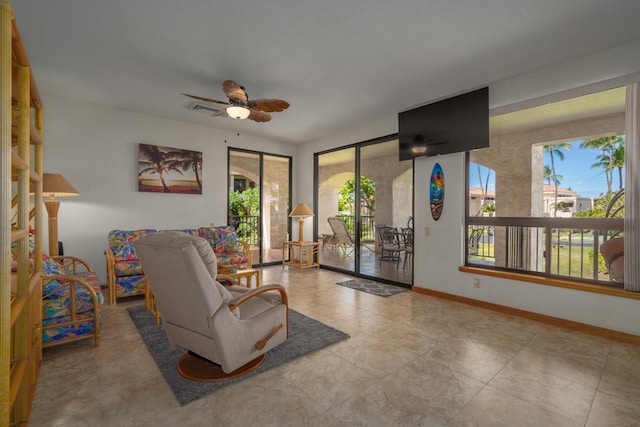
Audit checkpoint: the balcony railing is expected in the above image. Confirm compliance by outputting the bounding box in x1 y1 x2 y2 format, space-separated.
466 216 624 287
336 215 376 241
229 215 259 246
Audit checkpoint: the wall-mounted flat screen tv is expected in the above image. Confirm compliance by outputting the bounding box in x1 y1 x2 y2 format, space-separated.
398 87 489 161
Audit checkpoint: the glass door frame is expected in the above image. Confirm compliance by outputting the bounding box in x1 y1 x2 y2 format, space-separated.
227 147 292 267
314 133 414 287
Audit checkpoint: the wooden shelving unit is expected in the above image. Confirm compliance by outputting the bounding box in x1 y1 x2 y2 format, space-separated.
1 2 45 425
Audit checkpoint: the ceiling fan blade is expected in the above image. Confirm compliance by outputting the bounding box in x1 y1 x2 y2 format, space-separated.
182 93 230 106
212 109 228 118
248 110 272 122
222 80 248 104
248 98 290 113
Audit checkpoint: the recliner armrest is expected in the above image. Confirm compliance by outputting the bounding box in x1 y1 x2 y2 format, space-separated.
227 284 288 311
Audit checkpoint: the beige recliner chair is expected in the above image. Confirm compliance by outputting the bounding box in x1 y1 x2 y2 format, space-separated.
135 231 288 381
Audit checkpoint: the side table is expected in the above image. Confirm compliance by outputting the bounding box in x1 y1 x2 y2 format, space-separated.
228 269 261 288
282 241 320 269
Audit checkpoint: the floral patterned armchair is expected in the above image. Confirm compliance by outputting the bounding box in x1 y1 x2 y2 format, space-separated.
41 255 103 347
12 231 102 347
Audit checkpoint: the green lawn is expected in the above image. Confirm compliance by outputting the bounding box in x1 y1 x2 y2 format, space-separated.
470 243 610 281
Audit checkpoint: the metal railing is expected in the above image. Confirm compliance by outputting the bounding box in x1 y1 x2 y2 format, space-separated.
336 215 376 241
466 217 624 286
231 214 377 247
229 215 259 245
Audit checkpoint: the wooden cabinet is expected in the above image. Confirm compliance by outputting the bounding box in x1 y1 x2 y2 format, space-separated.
1 2 45 424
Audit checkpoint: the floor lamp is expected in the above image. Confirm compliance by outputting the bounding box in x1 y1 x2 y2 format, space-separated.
43 173 79 256
289 203 314 242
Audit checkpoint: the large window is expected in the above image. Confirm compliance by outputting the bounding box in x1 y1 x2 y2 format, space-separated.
466 86 627 289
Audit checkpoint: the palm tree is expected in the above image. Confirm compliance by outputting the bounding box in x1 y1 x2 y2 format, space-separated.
543 165 563 185
480 203 495 217
476 163 492 215
138 144 184 193
611 141 625 190
580 135 624 193
545 143 572 217
167 149 203 192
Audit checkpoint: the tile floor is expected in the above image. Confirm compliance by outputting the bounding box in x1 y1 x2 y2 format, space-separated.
30 267 640 426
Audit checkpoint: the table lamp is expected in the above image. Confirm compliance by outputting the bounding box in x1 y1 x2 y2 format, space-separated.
43 173 79 256
289 203 314 242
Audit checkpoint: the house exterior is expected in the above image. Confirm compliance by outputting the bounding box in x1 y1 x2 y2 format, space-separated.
542 184 594 217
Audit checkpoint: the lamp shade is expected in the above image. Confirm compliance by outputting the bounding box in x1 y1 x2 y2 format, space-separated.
43 173 79 198
226 105 251 120
289 203 313 217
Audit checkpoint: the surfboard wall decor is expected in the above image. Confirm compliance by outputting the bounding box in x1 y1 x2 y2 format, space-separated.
430 163 444 220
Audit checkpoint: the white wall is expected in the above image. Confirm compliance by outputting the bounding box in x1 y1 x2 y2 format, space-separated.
298 41 640 335
43 95 296 282
43 38 640 334
414 154 640 336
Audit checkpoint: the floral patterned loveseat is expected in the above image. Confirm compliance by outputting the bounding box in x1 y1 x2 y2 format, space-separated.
105 226 251 305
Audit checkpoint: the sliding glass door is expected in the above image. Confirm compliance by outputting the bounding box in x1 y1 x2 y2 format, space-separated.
228 149 291 266
317 147 357 274
315 137 413 285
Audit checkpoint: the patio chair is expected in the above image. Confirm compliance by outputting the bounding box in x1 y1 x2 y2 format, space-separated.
378 226 404 268
400 227 413 270
326 217 356 255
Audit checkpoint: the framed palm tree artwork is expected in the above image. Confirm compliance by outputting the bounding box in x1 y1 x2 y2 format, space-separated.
138 143 203 194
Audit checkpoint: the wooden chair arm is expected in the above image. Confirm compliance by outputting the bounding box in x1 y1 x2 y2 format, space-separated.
255 324 284 350
238 240 252 268
50 255 93 273
105 248 116 305
227 284 288 311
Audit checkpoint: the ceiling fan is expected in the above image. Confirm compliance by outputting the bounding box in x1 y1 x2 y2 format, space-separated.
182 80 290 122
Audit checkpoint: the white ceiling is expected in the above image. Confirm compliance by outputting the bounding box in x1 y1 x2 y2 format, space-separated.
12 1 640 144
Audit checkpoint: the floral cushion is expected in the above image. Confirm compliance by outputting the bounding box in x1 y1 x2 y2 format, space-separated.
115 274 148 298
42 277 103 319
42 312 102 344
42 280 104 319
42 256 67 276
108 229 157 261
114 260 144 276
199 226 241 253
217 251 249 268
198 226 248 267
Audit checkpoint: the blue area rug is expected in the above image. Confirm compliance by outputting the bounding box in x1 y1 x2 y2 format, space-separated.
128 305 349 405
336 278 410 297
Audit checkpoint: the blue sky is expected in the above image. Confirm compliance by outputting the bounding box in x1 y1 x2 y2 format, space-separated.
470 140 624 199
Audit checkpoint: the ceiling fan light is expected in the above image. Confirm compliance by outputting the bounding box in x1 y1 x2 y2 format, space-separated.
226 105 250 120
411 146 427 155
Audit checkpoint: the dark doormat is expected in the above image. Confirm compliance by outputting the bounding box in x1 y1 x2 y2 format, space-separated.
127 305 350 405
336 278 410 297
